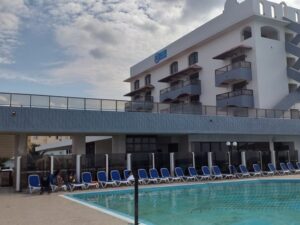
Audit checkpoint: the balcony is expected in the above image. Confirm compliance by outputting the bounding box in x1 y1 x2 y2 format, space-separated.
160 79 201 102
215 61 252 87
216 89 254 108
169 103 202 114
125 96 154 112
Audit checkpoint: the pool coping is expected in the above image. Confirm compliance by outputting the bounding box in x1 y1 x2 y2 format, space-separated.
61 177 300 225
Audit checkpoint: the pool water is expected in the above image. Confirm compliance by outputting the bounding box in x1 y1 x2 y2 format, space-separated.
68 180 300 225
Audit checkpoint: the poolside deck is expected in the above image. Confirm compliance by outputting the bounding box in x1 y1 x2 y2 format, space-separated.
1 175 300 225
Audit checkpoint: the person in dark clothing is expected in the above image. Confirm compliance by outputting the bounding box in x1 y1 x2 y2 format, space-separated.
40 172 51 194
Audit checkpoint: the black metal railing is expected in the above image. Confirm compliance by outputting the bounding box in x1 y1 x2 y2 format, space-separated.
132 96 153 102
215 61 251 76
160 79 201 95
217 89 254 101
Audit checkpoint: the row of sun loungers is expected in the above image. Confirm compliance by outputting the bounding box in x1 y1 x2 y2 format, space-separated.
28 162 300 193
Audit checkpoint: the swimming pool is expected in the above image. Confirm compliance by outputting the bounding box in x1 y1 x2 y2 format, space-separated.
65 179 300 225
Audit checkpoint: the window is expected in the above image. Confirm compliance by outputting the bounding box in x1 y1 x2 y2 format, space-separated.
289 83 298 93
188 52 198 66
134 80 140 90
296 12 299 23
126 136 157 153
170 61 178 74
261 26 279 40
259 2 264 15
241 27 252 40
271 6 276 18
145 74 151 85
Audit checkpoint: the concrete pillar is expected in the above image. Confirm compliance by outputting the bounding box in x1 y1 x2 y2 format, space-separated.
241 151 246 167
208 152 213 170
50 156 54 174
170 153 175 176
112 135 126 153
127 153 132 171
105 154 109 178
14 134 27 191
270 141 276 169
76 155 81 182
152 153 155 169
192 152 195 168
72 135 86 155
228 151 232 166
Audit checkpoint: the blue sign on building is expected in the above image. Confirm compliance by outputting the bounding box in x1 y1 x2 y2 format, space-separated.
154 49 167 64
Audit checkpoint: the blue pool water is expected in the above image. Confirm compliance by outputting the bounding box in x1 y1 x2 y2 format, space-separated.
67 180 300 225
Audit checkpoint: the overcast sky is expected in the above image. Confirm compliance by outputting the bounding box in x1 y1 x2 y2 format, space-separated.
0 0 300 99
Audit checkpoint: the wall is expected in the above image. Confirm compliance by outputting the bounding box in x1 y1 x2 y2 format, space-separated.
0 135 15 158
95 139 112 154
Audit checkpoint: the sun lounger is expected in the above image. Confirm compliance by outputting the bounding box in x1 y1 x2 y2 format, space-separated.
138 169 158 184
253 164 273 176
188 167 204 181
97 171 117 188
82 172 99 189
279 163 292 175
287 162 300 174
111 170 130 186
175 167 196 182
28 174 41 194
201 166 214 180
160 168 181 182
149 168 168 183
228 165 242 178
49 174 67 192
268 163 282 175
212 165 234 179
239 165 251 178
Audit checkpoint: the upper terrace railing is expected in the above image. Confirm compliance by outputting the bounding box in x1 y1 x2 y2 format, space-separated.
215 61 251 76
0 92 300 119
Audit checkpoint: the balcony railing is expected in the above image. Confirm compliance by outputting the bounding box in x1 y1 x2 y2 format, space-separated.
132 96 153 102
217 89 253 101
160 79 201 95
215 61 251 76
1 92 300 119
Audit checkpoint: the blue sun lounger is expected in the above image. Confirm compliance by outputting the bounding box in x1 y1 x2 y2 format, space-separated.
160 168 181 182
188 167 204 181
239 165 251 178
253 164 273 176
97 171 117 188
228 165 242 178
175 167 196 182
149 168 168 183
287 162 300 173
138 169 158 184
82 172 99 189
212 165 234 179
202 166 214 180
268 163 281 175
28 174 41 194
49 174 67 192
111 170 130 186
279 163 291 175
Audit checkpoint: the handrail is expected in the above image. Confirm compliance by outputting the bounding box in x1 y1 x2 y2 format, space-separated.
216 89 253 100
215 61 251 76
0 92 299 120
160 79 201 95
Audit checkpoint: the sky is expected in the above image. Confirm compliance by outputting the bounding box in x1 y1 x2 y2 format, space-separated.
0 0 300 100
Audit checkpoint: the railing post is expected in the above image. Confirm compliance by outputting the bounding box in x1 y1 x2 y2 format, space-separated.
16 156 22 192
84 98 86 110
50 155 54 175
170 153 175 176
115 100 118 112
9 93 12 107
127 153 132 171
48 96 51 109
67 97 69 110
76 155 81 182
105 154 109 178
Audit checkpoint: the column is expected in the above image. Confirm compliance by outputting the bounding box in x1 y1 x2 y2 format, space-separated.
241 151 246 167
105 154 109 178
170 153 175 176
72 135 86 155
270 141 276 169
76 155 81 182
14 134 28 192
208 152 213 170
127 153 132 171
192 152 195 168
152 153 155 169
